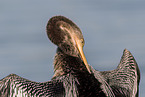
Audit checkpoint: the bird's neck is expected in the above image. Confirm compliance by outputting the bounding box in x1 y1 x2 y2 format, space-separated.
52 48 87 79
52 48 106 96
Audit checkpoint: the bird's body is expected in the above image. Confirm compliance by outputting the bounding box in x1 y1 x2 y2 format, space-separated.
0 48 106 97
0 16 140 97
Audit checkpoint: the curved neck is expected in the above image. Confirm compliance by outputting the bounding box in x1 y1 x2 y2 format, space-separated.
52 48 87 79
52 48 106 96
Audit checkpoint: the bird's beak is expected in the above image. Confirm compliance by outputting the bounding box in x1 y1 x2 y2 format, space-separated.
74 38 91 74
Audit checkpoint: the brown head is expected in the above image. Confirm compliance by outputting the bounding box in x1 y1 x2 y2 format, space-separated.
46 16 91 73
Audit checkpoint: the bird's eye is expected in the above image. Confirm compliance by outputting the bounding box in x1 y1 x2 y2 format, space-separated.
81 39 84 46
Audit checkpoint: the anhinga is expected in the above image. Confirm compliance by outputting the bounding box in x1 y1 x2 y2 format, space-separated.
0 16 140 97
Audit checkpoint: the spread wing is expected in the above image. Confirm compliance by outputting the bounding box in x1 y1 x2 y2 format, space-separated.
100 49 140 97
0 74 64 97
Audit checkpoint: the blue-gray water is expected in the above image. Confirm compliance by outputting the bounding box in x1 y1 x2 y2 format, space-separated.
0 0 145 96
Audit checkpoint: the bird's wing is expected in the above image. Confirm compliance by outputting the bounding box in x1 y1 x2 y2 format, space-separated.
100 49 140 97
0 74 65 97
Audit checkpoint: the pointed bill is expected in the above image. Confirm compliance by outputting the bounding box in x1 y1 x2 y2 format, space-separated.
75 38 91 74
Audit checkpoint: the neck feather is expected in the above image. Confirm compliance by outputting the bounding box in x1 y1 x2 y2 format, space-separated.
52 48 87 79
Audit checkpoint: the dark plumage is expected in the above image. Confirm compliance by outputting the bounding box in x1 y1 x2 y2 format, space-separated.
0 16 140 97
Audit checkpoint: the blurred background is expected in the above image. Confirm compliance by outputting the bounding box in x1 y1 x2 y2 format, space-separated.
0 0 144 96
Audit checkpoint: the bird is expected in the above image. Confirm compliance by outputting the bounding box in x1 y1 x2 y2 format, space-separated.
0 16 140 97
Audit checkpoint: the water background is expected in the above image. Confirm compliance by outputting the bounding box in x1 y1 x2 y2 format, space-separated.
0 0 145 96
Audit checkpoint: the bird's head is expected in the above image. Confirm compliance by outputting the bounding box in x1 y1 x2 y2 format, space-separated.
46 16 91 73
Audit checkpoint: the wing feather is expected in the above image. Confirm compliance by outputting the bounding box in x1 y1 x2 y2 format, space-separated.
0 74 64 97
100 49 140 97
